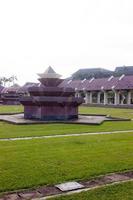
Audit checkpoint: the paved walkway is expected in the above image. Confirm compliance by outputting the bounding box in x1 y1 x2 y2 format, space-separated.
0 114 108 125
0 113 129 125
1 170 133 200
0 129 133 141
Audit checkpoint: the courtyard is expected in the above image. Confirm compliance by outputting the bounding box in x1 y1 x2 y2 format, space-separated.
0 105 133 199
1 0 133 198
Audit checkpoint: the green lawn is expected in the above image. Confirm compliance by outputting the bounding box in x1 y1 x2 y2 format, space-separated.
0 105 133 198
0 105 23 113
79 106 133 119
0 120 133 139
0 105 132 118
0 106 133 139
0 132 133 193
51 181 133 200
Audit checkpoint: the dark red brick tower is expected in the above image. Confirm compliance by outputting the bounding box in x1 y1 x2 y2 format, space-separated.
20 67 83 120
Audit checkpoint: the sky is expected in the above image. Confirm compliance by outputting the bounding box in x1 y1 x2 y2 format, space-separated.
0 0 133 85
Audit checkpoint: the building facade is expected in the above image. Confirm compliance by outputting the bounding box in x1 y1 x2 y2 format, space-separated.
60 74 133 106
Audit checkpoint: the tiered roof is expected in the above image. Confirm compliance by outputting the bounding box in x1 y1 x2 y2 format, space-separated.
115 66 133 76
60 75 133 91
72 68 113 80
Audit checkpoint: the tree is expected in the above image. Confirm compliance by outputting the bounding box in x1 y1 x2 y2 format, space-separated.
0 77 8 87
0 75 18 87
8 75 17 86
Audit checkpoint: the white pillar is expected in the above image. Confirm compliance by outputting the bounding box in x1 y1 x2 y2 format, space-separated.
114 91 120 105
120 94 125 105
104 91 108 105
89 92 93 104
75 91 78 98
97 92 101 104
85 92 90 104
77 92 82 98
127 90 131 105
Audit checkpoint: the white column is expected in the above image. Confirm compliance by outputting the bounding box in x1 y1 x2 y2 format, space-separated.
114 91 120 105
85 91 90 104
75 91 78 98
77 92 82 98
120 94 125 105
97 92 101 104
127 90 131 105
89 92 93 104
104 91 108 105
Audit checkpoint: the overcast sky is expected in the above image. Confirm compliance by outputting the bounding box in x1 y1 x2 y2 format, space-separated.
0 0 133 85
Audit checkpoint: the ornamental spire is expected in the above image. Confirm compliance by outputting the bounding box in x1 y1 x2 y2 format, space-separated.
37 66 61 79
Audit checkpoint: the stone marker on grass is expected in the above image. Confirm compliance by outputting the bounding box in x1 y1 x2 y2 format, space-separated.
55 181 84 192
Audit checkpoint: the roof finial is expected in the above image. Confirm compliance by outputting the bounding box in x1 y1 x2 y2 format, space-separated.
37 66 61 79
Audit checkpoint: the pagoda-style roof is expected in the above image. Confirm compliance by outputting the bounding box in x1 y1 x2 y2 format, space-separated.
37 66 61 79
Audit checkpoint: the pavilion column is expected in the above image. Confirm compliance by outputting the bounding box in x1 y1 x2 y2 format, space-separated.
75 91 78 98
97 92 101 104
103 91 108 105
89 92 93 104
114 91 120 105
75 91 81 98
127 90 131 105
120 94 125 105
77 91 82 98
85 91 90 104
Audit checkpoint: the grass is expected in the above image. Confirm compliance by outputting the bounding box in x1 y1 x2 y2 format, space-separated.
79 106 133 119
0 105 23 113
0 120 133 139
0 132 133 193
51 181 133 200
0 106 133 139
0 105 132 118
0 105 133 198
